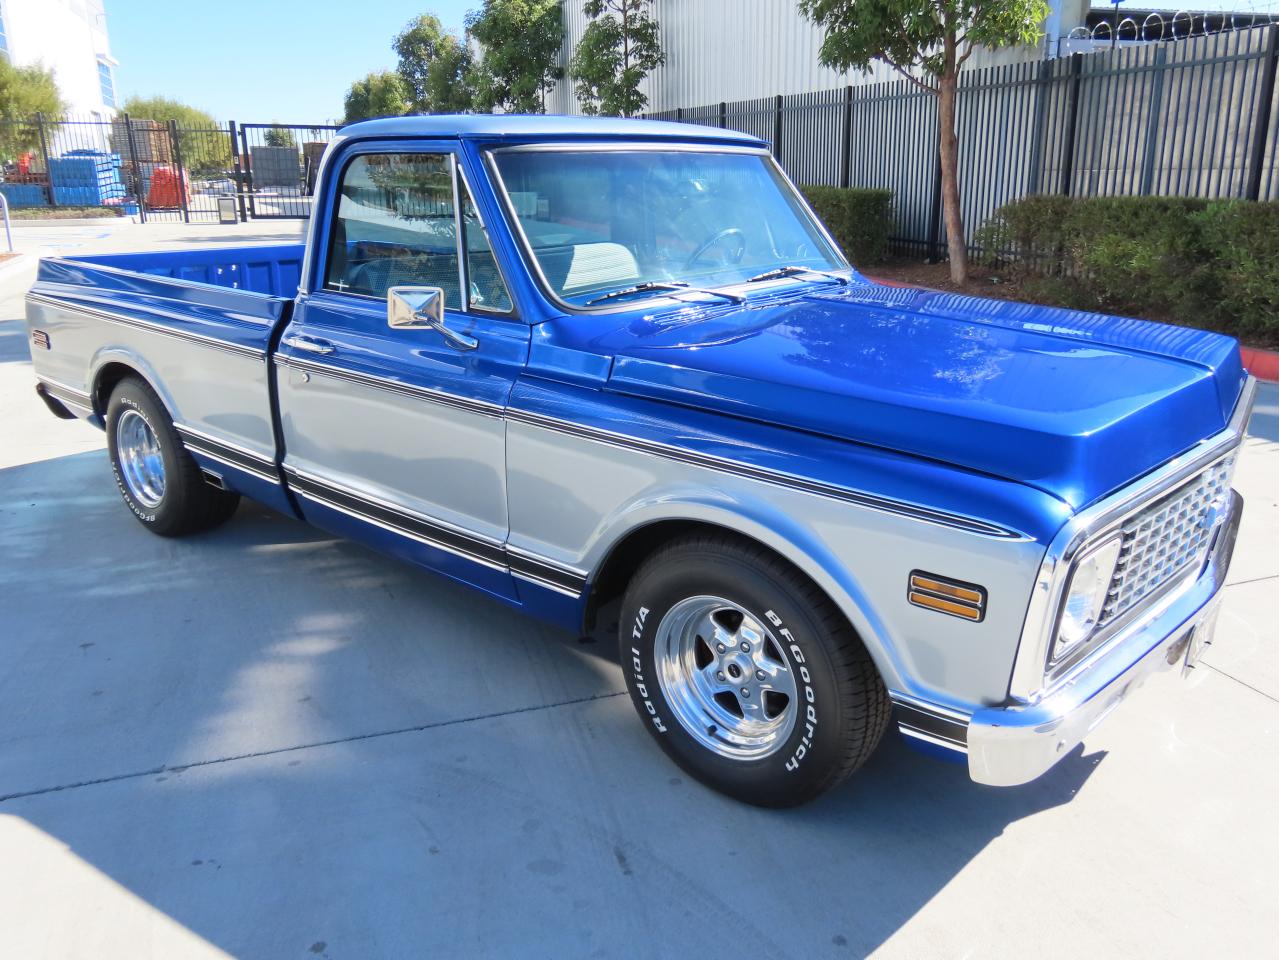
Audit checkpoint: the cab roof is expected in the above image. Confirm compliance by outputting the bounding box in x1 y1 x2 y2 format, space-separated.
338 113 766 146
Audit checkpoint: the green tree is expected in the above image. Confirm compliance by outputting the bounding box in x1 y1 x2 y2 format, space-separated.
343 70 412 123
798 0 1048 283
569 0 664 117
466 0 564 113
263 124 297 148
121 95 229 177
0 59 66 159
122 95 217 129
424 39 475 113
394 14 475 113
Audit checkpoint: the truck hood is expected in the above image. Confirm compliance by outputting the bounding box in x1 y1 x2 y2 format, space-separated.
587 282 1246 509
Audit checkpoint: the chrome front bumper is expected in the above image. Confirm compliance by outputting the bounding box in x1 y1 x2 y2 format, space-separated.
965 489 1243 787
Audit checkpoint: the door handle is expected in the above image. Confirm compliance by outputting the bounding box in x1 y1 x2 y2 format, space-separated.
282 334 336 355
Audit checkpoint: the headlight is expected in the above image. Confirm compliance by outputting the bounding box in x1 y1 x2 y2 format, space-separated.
1053 534 1123 662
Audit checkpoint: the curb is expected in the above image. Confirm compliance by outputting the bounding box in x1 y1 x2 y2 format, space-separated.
8 217 133 228
0 253 30 279
1240 346 1279 385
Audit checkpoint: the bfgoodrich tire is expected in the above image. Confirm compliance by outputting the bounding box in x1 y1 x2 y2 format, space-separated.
619 532 890 807
105 377 240 537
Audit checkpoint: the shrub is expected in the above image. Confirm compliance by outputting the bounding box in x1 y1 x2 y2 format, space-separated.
1197 201 1279 341
800 186 893 264
11 205 124 220
975 194 1279 343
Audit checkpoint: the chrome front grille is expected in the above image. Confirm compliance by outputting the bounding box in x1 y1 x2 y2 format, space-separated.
1101 455 1236 626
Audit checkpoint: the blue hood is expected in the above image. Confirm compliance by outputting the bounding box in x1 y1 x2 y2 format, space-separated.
584 282 1246 509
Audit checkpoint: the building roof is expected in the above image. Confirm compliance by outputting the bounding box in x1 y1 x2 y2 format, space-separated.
340 114 765 144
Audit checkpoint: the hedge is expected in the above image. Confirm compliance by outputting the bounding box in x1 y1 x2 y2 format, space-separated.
800 186 893 265
975 195 1279 342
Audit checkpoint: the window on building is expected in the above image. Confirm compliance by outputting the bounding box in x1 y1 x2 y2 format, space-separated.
97 58 116 108
0 8 9 61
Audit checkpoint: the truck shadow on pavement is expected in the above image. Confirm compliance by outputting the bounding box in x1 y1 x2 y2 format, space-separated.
0 449 1102 959
1245 384 1279 443
0 314 36 363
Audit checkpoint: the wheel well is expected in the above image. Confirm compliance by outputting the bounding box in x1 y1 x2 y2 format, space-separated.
582 519 817 638
92 362 145 417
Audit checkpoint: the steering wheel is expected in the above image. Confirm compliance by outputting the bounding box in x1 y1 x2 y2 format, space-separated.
683 228 747 270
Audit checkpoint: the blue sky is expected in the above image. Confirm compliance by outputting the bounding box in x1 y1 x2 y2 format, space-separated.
107 0 474 123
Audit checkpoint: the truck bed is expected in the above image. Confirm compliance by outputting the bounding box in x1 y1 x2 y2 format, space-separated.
75 243 306 298
26 243 305 514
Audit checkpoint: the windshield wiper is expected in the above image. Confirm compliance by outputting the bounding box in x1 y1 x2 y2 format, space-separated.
745 265 849 285
586 281 744 307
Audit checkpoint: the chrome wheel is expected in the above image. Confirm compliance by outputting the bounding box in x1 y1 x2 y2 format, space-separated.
116 408 166 508
654 596 799 760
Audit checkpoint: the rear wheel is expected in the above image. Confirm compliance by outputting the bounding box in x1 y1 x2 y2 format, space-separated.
105 377 240 537
619 532 890 807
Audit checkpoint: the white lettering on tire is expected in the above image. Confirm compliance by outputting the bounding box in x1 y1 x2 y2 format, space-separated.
766 608 817 773
111 396 162 524
629 606 667 733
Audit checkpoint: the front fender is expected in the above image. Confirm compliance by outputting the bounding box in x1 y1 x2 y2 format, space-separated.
581 486 909 693
505 383 1053 709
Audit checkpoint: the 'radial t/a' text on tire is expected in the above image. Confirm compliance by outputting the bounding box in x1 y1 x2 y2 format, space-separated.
619 532 891 807
105 377 240 537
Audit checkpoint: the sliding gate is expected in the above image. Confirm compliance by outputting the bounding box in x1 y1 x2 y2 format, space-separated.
235 123 341 219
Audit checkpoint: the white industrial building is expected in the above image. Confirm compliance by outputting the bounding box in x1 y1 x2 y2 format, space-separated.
0 0 118 118
545 0 1092 115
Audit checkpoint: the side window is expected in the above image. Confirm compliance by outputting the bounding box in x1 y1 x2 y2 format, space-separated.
459 176 513 314
324 153 461 307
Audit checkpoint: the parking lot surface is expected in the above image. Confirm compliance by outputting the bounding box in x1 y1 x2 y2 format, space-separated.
1 223 1276 959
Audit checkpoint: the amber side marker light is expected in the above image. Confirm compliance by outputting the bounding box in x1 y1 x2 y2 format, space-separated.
908 571 987 622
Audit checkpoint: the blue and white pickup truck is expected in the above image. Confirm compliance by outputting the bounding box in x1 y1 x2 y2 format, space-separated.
26 116 1255 806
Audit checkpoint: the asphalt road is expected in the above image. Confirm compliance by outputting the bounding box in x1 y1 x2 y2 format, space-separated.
1 222 1276 959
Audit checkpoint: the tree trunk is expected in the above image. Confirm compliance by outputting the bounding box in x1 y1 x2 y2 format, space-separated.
937 50 969 284
621 4 631 117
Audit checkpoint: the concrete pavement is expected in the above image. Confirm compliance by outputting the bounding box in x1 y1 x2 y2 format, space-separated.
1 222 1276 959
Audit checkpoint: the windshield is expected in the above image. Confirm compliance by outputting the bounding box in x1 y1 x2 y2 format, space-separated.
490 148 847 308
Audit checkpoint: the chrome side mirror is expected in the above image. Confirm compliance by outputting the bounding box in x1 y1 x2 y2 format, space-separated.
387 285 478 350
388 286 445 329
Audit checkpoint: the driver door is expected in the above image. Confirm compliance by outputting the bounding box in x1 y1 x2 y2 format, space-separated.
276 146 527 598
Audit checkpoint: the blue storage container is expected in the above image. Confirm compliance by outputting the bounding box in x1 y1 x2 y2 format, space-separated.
0 183 48 207
47 152 125 204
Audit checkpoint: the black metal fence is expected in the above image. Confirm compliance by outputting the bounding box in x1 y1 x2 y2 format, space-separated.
646 23 1279 257
5 23 1278 248
234 122 341 219
0 114 340 223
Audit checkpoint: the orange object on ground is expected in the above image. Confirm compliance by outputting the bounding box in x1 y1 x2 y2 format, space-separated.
145 165 191 209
